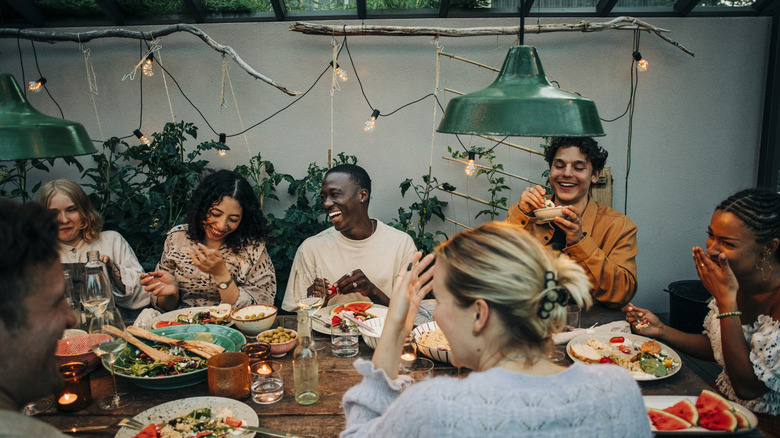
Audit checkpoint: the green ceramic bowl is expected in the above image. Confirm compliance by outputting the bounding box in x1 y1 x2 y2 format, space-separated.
104 324 246 390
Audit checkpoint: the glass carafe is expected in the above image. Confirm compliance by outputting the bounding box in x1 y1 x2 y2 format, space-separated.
293 309 320 405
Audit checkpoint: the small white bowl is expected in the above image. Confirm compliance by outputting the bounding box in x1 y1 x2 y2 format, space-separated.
230 304 277 336
358 317 385 350
413 321 451 364
533 206 565 223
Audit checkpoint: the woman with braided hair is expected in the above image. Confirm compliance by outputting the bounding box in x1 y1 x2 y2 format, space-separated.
625 189 780 436
341 222 650 437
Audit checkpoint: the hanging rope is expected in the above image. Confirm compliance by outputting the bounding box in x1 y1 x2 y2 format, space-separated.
79 38 104 141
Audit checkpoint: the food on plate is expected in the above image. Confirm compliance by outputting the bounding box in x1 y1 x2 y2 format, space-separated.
258 327 296 344
113 331 207 378
126 326 224 359
330 302 377 327
165 310 232 326
646 390 750 433
543 199 555 208
640 339 661 354
417 328 451 351
572 336 680 378
132 407 243 438
569 343 602 363
151 321 186 329
209 303 232 322
662 398 699 425
647 408 692 431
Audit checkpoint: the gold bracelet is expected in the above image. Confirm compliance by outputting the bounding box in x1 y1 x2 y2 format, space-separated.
716 311 742 319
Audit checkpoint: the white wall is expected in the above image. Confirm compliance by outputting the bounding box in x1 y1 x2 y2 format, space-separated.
0 17 769 312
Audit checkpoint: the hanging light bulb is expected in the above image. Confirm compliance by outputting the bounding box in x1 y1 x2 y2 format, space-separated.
632 51 648 72
218 133 227 156
133 129 151 146
364 109 380 133
27 77 46 93
465 151 477 176
329 61 348 82
142 55 154 77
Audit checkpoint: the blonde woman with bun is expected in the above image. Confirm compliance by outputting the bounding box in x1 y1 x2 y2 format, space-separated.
342 222 651 437
37 179 149 316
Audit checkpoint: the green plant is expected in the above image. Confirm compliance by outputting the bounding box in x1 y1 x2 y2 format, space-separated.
388 173 448 254
0 157 83 202
449 146 509 220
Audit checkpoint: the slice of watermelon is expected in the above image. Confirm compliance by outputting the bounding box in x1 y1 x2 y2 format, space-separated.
698 410 738 432
345 302 372 313
695 389 734 416
151 320 186 329
734 411 751 430
662 398 699 425
330 304 347 317
647 408 692 431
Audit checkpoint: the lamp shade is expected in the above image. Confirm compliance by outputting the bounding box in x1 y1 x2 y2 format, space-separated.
437 46 605 137
0 73 96 161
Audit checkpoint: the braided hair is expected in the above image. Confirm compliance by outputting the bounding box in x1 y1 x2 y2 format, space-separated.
716 188 780 262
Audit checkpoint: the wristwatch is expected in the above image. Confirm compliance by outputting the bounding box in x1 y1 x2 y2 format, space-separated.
217 276 234 290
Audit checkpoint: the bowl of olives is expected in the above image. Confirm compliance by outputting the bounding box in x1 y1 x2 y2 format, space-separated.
257 327 297 357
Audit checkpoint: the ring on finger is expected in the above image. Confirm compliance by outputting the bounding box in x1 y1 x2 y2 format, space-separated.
347 271 352 277
352 282 358 289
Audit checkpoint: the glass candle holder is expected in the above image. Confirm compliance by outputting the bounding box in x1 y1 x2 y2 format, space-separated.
250 360 283 404
56 362 91 412
207 352 251 400
400 334 417 371
241 342 271 363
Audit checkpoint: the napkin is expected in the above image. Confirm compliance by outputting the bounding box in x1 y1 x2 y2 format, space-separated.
552 320 631 345
132 308 161 329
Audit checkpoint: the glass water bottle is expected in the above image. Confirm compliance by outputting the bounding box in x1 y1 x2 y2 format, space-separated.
293 309 320 405
82 250 115 319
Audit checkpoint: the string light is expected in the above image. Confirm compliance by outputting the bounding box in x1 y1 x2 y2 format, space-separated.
133 129 151 146
465 151 476 176
329 61 348 82
218 133 227 156
632 51 648 72
364 109 380 133
142 55 154 77
27 77 46 93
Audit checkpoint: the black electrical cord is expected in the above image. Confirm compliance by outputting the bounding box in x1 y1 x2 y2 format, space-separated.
31 41 64 119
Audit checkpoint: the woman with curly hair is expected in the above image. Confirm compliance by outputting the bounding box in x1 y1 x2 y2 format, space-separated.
625 189 780 437
141 170 276 311
37 179 149 316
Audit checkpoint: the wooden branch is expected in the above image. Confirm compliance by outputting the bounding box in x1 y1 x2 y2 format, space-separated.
1 24 301 95
442 156 548 188
290 17 693 56
436 186 509 210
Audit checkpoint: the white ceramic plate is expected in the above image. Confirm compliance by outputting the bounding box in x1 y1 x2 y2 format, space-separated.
533 206 565 223
311 302 387 335
115 396 258 438
566 332 682 381
644 395 758 434
148 306 234 329
413 321 451 364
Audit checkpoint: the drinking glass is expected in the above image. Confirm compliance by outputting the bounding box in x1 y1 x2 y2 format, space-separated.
565 305 582 331
250 360 283 404
81 256 113 318
331 322 359 357
89 308 133 410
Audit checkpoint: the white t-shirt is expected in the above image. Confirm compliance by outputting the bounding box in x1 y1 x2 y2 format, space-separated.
281 220 417 312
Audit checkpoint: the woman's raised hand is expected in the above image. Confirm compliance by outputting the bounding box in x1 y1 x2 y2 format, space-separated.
189 243 227 276
692 247 738 305
140 271 178 298
388 252 435 336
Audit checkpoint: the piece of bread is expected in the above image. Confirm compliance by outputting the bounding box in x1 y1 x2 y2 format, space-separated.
569 343 602 363
641 339 661 354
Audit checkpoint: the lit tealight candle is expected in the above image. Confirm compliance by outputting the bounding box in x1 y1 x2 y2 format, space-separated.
257 362 272 375
58 393 78 405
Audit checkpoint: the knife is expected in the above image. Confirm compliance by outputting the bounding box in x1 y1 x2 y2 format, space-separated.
236 425 303 437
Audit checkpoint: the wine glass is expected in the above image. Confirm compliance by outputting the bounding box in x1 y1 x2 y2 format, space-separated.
89 308 133 410
295 269 327 351
81 259 113 319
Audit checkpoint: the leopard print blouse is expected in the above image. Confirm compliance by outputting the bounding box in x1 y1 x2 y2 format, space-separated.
156 224 276 308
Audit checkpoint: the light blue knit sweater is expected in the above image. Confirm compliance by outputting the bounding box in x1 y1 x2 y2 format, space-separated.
341 359 652 437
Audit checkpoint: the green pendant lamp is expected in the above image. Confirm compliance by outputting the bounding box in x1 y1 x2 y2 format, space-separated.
0 73 96 161
437 46 605 137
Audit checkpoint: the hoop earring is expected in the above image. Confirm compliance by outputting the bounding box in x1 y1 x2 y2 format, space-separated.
756 254 773 282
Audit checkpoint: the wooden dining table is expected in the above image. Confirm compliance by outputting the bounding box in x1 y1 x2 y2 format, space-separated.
35 306 765 437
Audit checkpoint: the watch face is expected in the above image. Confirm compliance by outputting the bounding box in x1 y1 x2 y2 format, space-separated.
219 283 227 289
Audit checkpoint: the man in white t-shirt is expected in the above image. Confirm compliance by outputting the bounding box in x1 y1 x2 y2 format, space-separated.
281 164 417 312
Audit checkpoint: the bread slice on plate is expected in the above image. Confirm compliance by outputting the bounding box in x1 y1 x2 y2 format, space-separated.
570 343 602 363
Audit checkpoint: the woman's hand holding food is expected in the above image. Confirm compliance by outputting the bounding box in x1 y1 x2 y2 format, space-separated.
372 252 435 378
622 303 664 338
189 243 229 277
554 206 585 246
519 185 547 214
692 247 739 309
141 271 180 311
